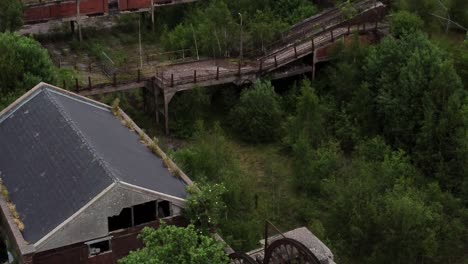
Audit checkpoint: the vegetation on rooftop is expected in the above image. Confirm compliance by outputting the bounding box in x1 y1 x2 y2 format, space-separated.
0 180 24 233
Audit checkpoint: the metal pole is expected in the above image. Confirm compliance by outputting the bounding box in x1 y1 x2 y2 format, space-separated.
238 13 243 64
76 0 82 42
191 24 199 60
264 221 268 256
150 0 155 32
139 16 143 69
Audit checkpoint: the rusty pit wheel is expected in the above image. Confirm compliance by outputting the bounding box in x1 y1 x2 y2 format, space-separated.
263 238 321 264
229 252 258 264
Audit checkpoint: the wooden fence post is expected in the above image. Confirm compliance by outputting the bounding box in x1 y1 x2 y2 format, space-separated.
331 30 334 42
363 23 366 31
88 76 92 90
348 24 351 34
171 74 174 87
259 60 263 72
216 67 219 80
274 55 277 68
63 80 66 90
375 21 378 30
75 78 79 92
138 69 141 83
294 43 298 58
238 61 241 76
194 70 197 83
311 38 315 51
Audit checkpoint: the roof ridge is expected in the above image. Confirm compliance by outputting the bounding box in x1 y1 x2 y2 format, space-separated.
44 89 119 183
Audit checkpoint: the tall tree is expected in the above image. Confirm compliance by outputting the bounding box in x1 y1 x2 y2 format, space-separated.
364 32 467 189
0 33 56 94
284 80 326 148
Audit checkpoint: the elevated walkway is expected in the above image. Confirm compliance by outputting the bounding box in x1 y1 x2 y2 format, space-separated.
70 0 387 134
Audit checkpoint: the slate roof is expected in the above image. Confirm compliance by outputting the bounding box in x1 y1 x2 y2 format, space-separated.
0 84 187 243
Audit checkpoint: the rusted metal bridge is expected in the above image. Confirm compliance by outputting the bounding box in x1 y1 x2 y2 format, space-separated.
67 0 387 134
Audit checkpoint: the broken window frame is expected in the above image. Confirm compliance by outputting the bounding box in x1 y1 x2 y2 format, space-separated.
107 200 173 233
85 236 112 257
156 200 173 219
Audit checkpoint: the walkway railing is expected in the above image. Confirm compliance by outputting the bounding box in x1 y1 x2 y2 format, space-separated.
155 23 382 90
70 0 386 95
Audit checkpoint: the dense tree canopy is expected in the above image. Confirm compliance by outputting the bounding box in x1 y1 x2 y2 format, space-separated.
0 33 57 110
160 0 317 56
363 32 466 190
118 224 229 264
0 33 56 93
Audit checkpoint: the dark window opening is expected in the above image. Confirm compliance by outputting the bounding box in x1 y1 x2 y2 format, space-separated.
157 200 171 218
108 200 172 232
88 239 111 257
108 207 132 232
0 240 8 263
108 0 119 12
134 201 157 226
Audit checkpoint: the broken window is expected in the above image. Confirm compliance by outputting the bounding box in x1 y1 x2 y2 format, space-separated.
133 201 157 226
108 207 132 232
108 200 172 232
87 237 112 257
157 200 171 218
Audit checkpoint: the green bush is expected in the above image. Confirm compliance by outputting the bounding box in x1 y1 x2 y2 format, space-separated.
390 11 424 37
170 88 211 138
118 224 229 264
0 33 56 104
229 81 283 143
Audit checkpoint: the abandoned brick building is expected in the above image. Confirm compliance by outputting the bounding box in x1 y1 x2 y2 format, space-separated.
0 83 191 264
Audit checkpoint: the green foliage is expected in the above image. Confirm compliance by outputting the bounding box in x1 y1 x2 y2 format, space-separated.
364 32 467 189
118 224 229 264
174 122 260 250
174 122 236 182
162 0 237 57
170 88 211 138
249 10 288 53
230 81 283 143
396 0 468 32
0 0 23 33
160 0 317 56
284 80 326 148
184 183 227 234
292 139 343 196
0 89 24 112
319 138 468 263
390 11 424 37
0 33 56 93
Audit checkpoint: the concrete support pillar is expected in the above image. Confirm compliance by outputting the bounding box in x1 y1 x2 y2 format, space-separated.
163 91 175 135
152 78 160 125
312 49 316 80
